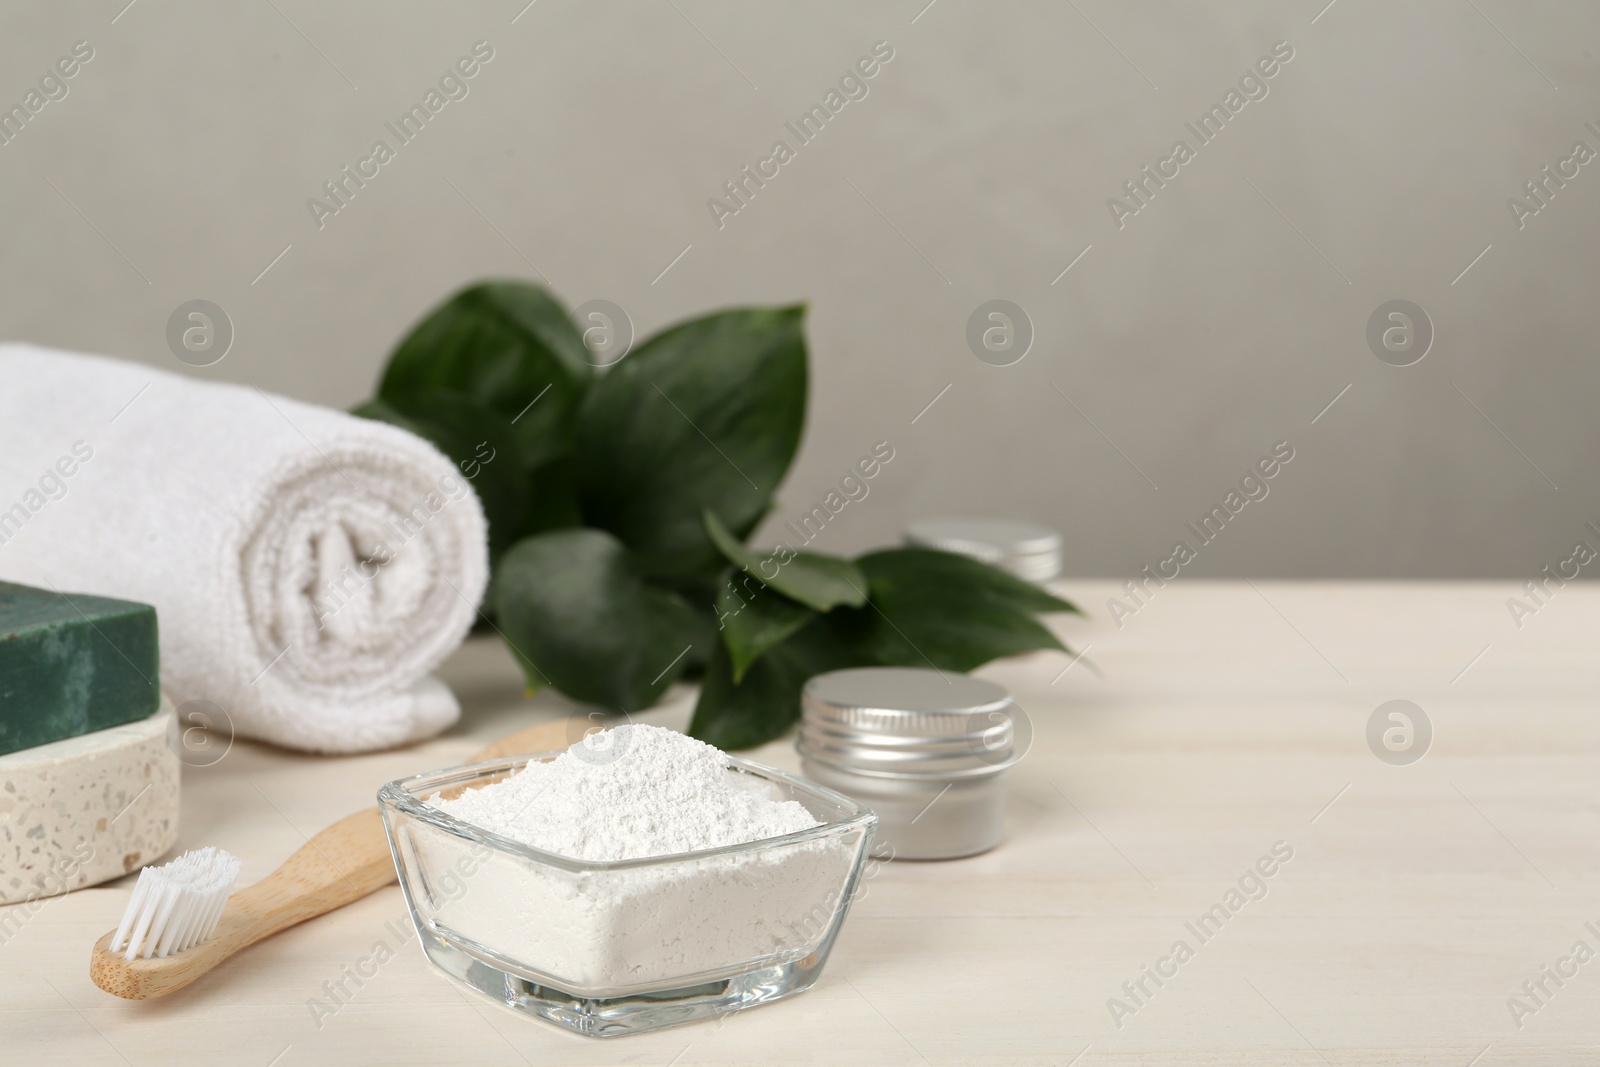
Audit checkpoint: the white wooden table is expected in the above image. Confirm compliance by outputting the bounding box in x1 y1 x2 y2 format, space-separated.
6 581 1597 1065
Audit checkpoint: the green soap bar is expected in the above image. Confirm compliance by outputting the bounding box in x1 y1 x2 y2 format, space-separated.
0 582 159 757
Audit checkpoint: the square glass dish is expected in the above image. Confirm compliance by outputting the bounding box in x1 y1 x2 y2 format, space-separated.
377 750 877 1038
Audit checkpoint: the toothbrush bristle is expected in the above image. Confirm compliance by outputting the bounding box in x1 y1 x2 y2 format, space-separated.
110 847 242 961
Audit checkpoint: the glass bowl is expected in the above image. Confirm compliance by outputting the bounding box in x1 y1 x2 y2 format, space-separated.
376 750 877 1038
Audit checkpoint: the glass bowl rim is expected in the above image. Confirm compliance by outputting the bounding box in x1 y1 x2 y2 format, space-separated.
377 749 877 873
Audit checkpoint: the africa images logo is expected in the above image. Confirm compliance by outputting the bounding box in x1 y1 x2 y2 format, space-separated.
306 42 495 230
706 41 895 230
1106 41 1295 230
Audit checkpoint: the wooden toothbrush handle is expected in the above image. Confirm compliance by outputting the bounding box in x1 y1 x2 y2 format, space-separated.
221 807 398 945
89 808 393 1000
91 717 577 999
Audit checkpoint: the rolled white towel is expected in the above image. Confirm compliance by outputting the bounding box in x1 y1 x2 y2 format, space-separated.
0 344 489 754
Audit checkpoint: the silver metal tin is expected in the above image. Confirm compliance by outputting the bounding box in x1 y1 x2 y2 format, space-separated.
903 518 1062 584
797 667 1018 860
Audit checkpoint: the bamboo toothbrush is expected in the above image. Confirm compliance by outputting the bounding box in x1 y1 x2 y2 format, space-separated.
90 716 575 1000
111 846 243 961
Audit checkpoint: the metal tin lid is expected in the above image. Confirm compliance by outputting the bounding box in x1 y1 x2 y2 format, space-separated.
903 518 1062 584
798 667 1018 779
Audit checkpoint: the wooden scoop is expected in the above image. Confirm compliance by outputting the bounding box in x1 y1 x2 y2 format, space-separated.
90 717 574 1000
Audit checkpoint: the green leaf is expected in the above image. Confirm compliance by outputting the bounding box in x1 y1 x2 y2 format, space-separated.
824 548 1077 671
703 510 866 611
352 395 527 561
575 306 807 579
493 529 702 711
690 618 861 750
863 547 1079 615
379 282 592 471
966 562 1083 616
714 570 818 682
678 601 719 678
509 455 583 541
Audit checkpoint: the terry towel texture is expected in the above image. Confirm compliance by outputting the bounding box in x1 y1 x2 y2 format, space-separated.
0 344 489 753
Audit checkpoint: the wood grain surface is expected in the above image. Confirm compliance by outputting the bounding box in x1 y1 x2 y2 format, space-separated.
9 581 1599 1065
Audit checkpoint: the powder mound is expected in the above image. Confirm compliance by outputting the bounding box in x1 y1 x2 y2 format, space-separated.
430 723 820 862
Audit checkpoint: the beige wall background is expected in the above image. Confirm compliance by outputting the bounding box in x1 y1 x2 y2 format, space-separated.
2 0 1596 578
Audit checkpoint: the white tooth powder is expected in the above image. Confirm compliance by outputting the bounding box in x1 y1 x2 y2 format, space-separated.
418 724 859 994
434 724 820 860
